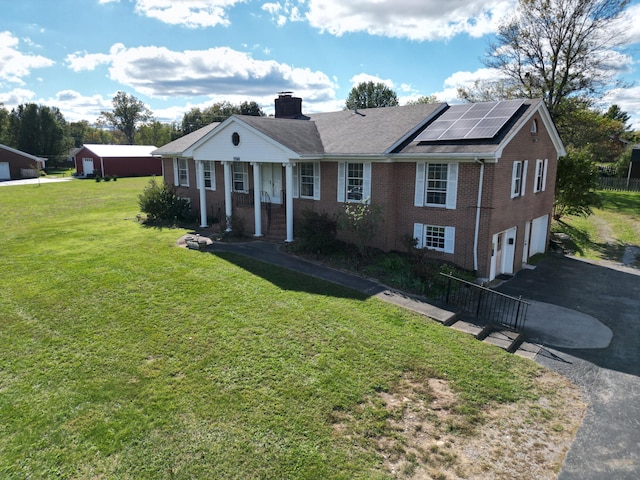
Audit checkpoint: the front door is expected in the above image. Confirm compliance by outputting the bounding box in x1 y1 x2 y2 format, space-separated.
490 227 517 280
261 163 283 204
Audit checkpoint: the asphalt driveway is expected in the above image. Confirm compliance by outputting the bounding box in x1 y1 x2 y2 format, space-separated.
497 254 640 480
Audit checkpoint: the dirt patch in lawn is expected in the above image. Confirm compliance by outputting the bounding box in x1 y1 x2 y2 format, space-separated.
336 370 586 479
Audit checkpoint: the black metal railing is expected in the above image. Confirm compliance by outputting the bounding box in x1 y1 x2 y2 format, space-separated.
437 273 528 332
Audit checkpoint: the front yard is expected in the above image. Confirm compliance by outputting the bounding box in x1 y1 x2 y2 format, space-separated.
0 177 583 479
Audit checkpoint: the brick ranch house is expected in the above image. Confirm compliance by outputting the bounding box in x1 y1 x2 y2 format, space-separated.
73 144 160 178
0 143 47 180
153 94 565 282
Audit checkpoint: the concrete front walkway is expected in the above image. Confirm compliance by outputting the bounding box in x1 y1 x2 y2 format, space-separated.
0 177 73 186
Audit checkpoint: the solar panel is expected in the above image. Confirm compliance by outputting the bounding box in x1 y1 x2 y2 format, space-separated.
416 99 525 142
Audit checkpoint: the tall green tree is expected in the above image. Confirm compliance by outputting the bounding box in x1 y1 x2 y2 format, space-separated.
555 99 628 164
136 120 174 146
99 91 153 144
553 150 601 220
67 120 116 147
406 95 440 105
8 104 69 166
345 82 399 110
181 101 264 135
0 104 9 145
483 0 629 120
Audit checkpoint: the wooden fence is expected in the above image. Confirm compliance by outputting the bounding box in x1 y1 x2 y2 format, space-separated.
598 177 640 192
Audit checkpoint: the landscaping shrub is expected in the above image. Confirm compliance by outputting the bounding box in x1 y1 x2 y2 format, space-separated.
337 200 383 258
294 209 338 254
138 177 191 222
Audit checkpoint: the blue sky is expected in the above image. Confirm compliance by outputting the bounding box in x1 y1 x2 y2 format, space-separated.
3 0 640 128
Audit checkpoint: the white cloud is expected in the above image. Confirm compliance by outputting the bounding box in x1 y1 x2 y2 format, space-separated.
46 90 113 122
264 0 515 40
0 88 37 107
349 73 395 89
64 43 338 114
0 31 54 85
429 67 503 103
132 0 245 28
614 3 640 46
66 44 125 72
604 86 640 130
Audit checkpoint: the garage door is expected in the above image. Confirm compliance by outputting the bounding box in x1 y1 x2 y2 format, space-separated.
0 162 10 180
530 214 549 256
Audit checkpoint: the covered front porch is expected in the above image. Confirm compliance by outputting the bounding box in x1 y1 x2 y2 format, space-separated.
194 159 296 242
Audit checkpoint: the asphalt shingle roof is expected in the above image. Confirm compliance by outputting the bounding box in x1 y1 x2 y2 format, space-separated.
152 99 554 159
308 103 444 154
151 122 220 156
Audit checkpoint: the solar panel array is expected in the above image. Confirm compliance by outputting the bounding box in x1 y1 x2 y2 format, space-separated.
416 99 525 142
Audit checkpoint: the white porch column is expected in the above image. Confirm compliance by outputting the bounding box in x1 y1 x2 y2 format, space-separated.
197 160 208 228
252 162 263 237
284 162 295 242
222 161 233 232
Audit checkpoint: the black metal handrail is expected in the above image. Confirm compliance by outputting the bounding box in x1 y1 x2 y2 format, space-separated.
437 273 528 332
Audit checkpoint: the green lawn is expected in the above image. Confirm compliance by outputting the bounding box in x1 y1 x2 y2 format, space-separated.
553 190 640 263
0 177 543 478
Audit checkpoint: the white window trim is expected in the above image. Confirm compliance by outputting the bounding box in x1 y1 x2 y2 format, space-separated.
414 162 458 209
203 161 216 191
293 162 320 200
534 159 548 193
511 160 528 198
413 223 455 254
337 162 371 203
232 162 249 193
173 158 189 187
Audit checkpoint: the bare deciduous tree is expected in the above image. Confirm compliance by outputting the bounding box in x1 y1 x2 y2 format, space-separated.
481 0 630 119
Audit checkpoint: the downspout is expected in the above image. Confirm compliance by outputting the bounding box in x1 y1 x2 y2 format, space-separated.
100 155 105 177
473 157 484 273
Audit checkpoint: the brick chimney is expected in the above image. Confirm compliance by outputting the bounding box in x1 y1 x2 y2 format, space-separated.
274 92 308 119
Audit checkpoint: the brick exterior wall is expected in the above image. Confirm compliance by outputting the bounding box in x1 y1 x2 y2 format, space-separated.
160 111 559 279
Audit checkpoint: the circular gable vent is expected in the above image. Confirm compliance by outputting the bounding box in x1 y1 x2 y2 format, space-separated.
232 132 240 146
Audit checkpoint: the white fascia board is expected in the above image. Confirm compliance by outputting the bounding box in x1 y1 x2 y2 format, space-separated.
384 103 449 154
318 154 392 163
390 153 499 163
183 116 237 158
188 116 302 161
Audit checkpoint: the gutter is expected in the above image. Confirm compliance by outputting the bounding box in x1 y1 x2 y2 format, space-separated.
473 157 485 272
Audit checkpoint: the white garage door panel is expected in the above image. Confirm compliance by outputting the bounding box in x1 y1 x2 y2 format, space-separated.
0 162 10 180
530 214 549 256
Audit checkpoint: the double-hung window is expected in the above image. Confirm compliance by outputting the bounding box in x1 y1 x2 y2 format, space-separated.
232 162 248 192
534 159 548 193
203 161 215 190
347 163 364 201
293 162 320 200
413 223 455 253
426 164 448 205
414 162 458 209
337 162 371 203
173 158 189 187
511 160 528 198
